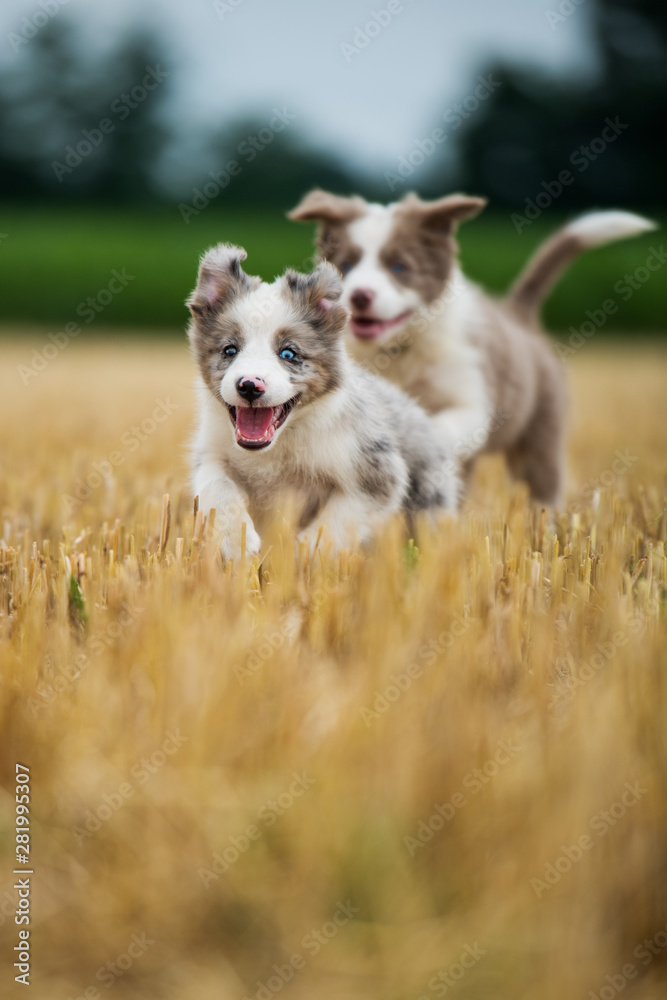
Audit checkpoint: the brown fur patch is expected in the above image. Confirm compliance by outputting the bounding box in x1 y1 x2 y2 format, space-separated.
379 194 487 302
271 315 345 404
508 232 583 321
288 189 368 279
398 192 487 229
288 189 367 225
278 262 348 402
186 244 259 318
463 285 567 505
316 224 363 275
379 210 458 304
188 315 245 401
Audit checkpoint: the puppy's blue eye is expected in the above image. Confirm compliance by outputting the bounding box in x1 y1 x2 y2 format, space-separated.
223 345 237 357
279 347 296 361
339 262 353 275
390 262 406 275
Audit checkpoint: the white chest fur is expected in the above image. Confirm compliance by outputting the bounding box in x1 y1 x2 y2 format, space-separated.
347 273 490 420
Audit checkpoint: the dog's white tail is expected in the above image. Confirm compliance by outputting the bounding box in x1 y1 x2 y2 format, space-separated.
507 211 656 320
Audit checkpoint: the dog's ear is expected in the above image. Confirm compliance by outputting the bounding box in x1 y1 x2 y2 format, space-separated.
288 189 366 225
282 261 347 329
399 193 487 232
284 260 343 307
186 244 257 317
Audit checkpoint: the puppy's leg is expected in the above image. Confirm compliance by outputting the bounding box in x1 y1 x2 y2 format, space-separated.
299 446 408 554
507 383 565 507
431 406 492 465
194 458 261 560
298 492 397 554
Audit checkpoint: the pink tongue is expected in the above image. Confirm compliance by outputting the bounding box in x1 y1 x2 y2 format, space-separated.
236 407 274 441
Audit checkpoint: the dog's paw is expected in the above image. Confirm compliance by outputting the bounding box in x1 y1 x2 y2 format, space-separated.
219 521 261 563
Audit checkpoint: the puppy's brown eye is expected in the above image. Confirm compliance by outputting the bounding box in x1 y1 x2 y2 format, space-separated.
223 345 238 357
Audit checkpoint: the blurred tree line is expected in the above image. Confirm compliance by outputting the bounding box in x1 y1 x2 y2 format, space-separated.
428 0 667 211
0 0 665 210
0 17 357 207
0 22 169 203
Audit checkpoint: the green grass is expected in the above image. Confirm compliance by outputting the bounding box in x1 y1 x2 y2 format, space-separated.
0 203 664 334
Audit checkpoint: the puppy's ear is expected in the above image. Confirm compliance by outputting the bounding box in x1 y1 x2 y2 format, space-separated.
284 260 342 306
400 193 487 232
288 189 366 225
283 261 347 330
186 243 257 317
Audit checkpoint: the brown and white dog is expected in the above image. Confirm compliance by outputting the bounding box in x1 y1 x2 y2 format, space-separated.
289 190 654 505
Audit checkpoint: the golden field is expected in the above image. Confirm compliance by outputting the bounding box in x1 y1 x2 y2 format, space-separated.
0 336 666 1000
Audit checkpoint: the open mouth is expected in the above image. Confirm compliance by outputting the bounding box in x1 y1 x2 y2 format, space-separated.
226 398 298 449
349 310 413 340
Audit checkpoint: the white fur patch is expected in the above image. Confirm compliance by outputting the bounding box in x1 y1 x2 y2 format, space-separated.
344 205 422 322
348 265 493 454
565 211 656 247
220 286 298 409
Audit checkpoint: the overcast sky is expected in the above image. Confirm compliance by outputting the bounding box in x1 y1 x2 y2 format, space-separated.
1 0 598 174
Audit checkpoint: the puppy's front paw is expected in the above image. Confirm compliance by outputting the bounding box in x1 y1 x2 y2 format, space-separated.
219 521 261 562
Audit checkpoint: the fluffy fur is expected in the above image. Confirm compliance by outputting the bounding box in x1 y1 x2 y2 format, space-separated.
187 245 459 560
289 191 655 505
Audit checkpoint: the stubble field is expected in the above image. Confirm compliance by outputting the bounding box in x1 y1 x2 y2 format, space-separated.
0 336 666 1000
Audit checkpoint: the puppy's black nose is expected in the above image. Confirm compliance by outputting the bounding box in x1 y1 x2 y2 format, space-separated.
236 377 266 403
350 288 374 311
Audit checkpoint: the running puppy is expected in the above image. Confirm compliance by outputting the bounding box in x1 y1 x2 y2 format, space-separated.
187 245 459 559
289 190 654 505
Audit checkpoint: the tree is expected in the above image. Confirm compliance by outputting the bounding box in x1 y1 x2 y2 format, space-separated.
0 18 171 202
421 0 667 210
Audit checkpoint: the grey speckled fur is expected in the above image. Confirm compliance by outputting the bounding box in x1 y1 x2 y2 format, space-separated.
187 244 459 559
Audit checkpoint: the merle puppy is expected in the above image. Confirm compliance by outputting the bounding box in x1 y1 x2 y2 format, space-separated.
187 244 459 559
